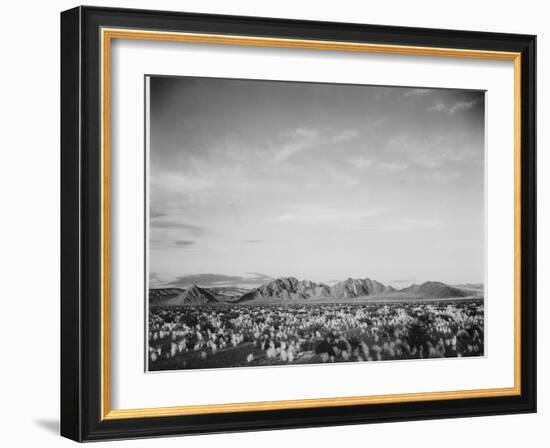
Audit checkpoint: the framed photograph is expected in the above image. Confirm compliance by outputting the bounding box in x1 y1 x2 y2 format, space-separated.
60 6 536 441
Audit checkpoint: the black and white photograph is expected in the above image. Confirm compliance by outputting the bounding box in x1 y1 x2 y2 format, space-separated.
55 6 539 442
146 75 486 371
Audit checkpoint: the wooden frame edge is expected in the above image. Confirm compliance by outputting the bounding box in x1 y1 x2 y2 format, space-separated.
102 387 520 420
99 27 523 421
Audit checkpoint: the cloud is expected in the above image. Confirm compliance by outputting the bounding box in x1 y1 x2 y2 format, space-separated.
413 144 482 169
348 156 375 169
403 218 440 229
174 240 195 247
378 162 409 171
331 129 360 143
388 278 416 284
150 238 197 250
348 158 409 171
426 99 478 115
150 218 208 236
428 170 461 184
386 131 483 175
426 102 446 112
150 209 165 218
403 88 432 97
365 117 388 128
271 207 387 226
242 239 263 244
449 100 477 114
272 128 321 162
149 272 177 288
151 172 215 194
272 128 360 162
167 273 273 288
378 218 441 232
149 156 255 210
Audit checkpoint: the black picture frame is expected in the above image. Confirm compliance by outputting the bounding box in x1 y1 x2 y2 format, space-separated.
61 5 536 442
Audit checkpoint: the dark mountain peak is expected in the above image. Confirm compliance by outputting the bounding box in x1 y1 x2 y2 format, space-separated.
149 287 185 304
162 284 219 305
330 277 395 297
420 281 446 287
400 281 469 298
277 276 301 287
149 276 474 306
239 276 331 302
331 278 370 298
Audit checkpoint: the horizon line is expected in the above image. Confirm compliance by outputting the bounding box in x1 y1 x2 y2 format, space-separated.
149 275 485 291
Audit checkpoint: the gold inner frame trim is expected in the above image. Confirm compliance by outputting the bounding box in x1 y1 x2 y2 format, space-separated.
100 27 522 421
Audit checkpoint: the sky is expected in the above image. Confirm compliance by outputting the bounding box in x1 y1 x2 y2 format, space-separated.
147 76 485 289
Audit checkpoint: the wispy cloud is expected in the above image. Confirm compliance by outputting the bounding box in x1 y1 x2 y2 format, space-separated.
378 162 409 171
348 158 408 171
348 156 375 169
413 144 482 171
273 128 320 162
151 172 215 194
174 240 195 247
379 218 441 232
242 239 263 244
365 117 388 128
449 100 477 114
403 88 432 97
427 99 479 115
331 129 360 143
166 273 273 288
149 272 176 288
271 207 387 226
387 132 483 175
272 128 360 162
150 209 165 219
427 170 461 184
151 218 208 236
150 238 197 250
348 154 462 183
426 102 446 112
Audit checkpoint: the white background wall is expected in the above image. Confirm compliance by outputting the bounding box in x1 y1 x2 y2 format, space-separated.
0 0 546 446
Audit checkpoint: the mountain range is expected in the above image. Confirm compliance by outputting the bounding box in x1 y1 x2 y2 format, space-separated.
149 277 479 306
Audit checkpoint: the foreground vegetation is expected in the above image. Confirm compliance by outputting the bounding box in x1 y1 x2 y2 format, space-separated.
148 300 484 371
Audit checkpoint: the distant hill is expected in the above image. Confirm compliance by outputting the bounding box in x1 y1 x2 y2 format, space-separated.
453 283 484 296
331 278 395 299
238 277 331 302
148 277 479 306
399 281 470 299
454 283 483 290
149 288 184 304
239 277 403 303
153 285 219 306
